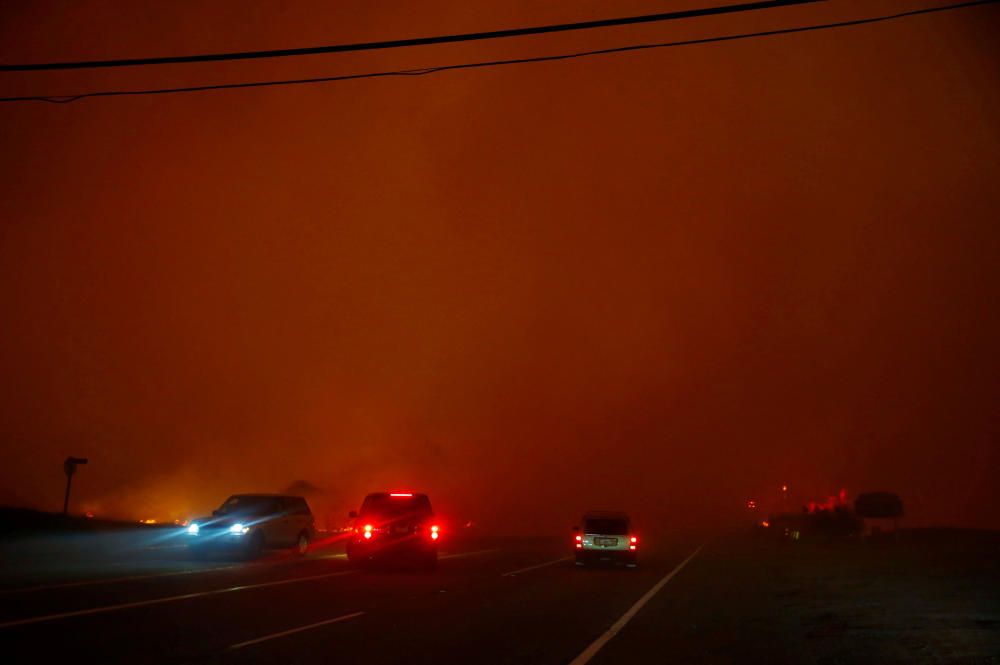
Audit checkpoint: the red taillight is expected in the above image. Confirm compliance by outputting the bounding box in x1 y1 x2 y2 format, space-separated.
630 536 637 544
575 535 582 541
363 524 373 539
390 493 413 497
629 545 636 550
430 525 439 540
575 534 583 548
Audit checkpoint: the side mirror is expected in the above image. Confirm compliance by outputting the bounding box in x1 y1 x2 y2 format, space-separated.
348 510 357 519
572 525 580 532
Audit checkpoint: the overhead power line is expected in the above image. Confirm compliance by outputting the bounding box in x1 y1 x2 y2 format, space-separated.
1 0 822 72
0 0 995 104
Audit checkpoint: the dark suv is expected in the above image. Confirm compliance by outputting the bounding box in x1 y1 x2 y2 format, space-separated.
186 494 315 559
345 492 439 569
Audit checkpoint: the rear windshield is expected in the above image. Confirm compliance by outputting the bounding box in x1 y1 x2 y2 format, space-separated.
584 518 629 535
359 494 432 518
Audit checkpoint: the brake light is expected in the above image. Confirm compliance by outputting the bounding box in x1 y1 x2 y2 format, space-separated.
363 524 373 539
430 525 439 540
575 534 582 549
390 493 413 497
630 536 637 543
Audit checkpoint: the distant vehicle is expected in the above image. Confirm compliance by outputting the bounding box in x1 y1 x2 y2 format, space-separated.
757 512 808 541
854 491 904 538
186 494 315 559
758 507 861 541
346 492 439 570
574 511 638 568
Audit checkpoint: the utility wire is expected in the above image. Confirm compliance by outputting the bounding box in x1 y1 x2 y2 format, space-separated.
1 0 995 104
1 0 822 72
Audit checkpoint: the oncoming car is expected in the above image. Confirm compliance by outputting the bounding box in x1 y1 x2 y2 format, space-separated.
186 494 315 559
346 492 439 570
574 511 638 568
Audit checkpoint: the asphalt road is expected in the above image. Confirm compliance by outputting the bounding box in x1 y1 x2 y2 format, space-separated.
1 530 997 664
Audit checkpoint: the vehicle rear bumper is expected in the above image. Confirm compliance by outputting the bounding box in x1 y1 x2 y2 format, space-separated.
347 538 437 561
575 549 636 564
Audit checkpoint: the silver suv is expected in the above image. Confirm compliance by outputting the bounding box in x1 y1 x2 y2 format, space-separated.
573 511 638 567
186 494 316 559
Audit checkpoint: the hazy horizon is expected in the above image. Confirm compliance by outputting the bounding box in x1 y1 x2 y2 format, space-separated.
2 0 998 534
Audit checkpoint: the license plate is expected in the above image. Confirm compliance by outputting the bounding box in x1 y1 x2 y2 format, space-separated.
595 537 618 546
393 526 410 535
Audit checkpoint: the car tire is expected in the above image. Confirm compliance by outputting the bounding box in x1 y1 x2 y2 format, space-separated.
294 531 310 556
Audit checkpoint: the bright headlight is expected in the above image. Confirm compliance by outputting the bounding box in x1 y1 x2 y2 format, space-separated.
187 523 200 535
230 523 249 535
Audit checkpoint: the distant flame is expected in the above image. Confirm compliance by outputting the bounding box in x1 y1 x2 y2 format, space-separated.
807 488 849 513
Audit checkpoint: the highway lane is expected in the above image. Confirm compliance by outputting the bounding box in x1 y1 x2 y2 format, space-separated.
0 533 702 664
588 532 1000 664
254 539 699 665
11 531 989 664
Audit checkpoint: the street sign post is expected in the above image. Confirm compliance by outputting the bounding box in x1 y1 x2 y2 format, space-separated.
63 456 88 515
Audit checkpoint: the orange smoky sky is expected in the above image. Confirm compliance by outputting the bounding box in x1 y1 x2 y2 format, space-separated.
1 1 998 532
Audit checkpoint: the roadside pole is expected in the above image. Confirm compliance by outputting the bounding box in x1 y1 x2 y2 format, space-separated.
62 456 88 515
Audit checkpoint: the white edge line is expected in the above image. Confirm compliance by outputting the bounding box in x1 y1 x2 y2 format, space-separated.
568 544 705 665
0 569 358 630
1 548 356 595
3 547 493 594
228 611 365 650
0 563 246 595
0 546 500 628
501 555 573 577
